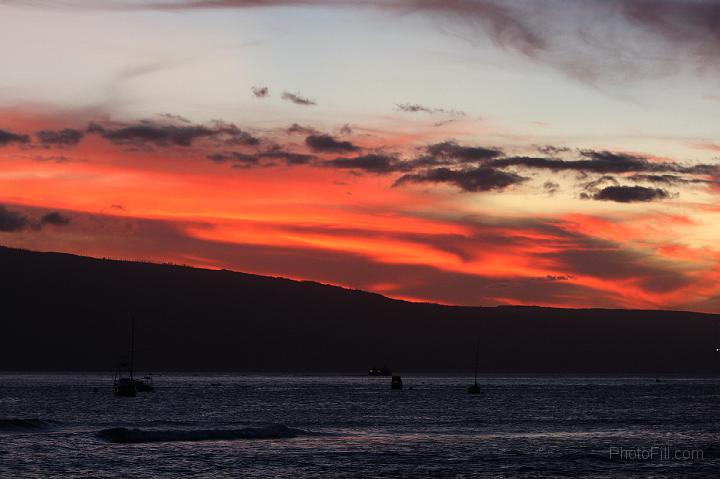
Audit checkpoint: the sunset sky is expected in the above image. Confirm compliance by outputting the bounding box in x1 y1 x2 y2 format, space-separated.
1 0 720 311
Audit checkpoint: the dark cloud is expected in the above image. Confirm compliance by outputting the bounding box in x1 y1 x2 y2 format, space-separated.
91 123 213 147
305 134 360 153
581 175 618 192
490 150 717 176
35 129 84 146
537 145 570 155
262 149 315 165
0 205 29 232
322 154 404 174
281 91 316 106
394 166 527 192
395 103 466 116
251 86 269 98
208 148 315 167
88 120 259 148
543 181 560 195
621 1 720 58
425 141 504 163
212 122 261 146
541 275 575 281
588 185 671 203
40 211 71 226
207 152 260 165
629 174 709 185
0 129 30 146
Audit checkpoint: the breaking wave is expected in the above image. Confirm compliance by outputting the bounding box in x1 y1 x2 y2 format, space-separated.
0 418 61 431
96 423 318 444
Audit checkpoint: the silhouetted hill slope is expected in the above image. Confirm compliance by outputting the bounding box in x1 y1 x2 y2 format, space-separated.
1 246 718 373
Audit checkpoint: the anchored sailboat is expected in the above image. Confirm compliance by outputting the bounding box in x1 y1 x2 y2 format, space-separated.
112 317 154 396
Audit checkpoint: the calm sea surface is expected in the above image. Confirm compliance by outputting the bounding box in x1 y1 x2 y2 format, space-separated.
1 374 718 478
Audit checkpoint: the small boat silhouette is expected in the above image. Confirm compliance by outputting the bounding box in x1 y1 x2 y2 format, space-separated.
391 375 403 390
368 366 392 376
135 374 154 392
113 364 137 397
467 339 481 395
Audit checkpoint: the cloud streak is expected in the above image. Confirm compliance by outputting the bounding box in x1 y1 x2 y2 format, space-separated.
251 85 270 98
84 0 720 85
395 103 466 117
88 120 260 148
281 91 317 106
395 166 527 193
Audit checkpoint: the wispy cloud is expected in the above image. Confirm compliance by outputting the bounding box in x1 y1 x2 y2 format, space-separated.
88 120 260 148
281 91 316 106
395 103 466 117
251 85 270 98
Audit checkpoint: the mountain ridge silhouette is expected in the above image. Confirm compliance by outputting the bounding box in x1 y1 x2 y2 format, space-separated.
2 245 718 373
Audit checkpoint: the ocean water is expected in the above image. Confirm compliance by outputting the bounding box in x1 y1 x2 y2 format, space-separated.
1 374 718 478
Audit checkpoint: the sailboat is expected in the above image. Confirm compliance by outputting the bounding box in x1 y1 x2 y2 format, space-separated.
135 374 154 392
112 317 154 396
113 364 137 397
467 339 481 394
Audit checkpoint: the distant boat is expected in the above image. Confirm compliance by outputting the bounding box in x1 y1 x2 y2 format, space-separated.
368 366 392 376
391 375 403 390
135 374 154 392
113 364 137 397
113 317 153 396
467 339 481 395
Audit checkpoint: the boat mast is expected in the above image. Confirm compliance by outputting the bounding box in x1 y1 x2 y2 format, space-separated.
473 338 479 385
130 317 135 379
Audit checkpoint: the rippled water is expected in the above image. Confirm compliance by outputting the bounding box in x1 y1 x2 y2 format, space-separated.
1 374 718 478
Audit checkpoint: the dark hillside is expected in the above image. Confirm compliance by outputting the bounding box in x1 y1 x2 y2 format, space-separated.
1 246 718 373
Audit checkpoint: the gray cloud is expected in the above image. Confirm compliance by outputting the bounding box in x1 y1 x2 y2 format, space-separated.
262 148 315 165
0 206 72 232
251 85 270 98
9 1 720 85
537 145 570 155
208 148 315 167
281 91 316 106
40 211 71 226
88 120 259 148
305 134 360 153
207 151 260 165
543 181 560 195
0 129 30 146
490 150 718 176
395 103 466 116
425 141 504 163
0 206 29 232
587 185 671 203
35 129 84 146
628 174 709 185
322 154 405 174
394 166 527 192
